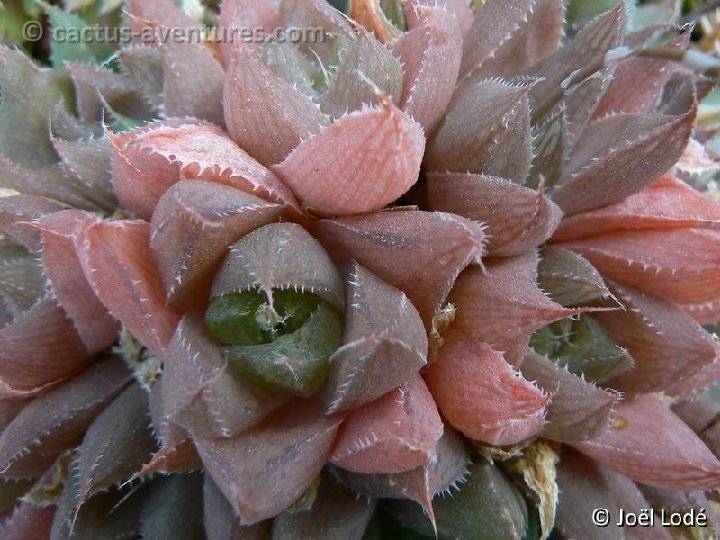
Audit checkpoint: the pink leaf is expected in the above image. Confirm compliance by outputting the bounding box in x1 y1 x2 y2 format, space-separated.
0 297 91 398
193 400 343 524
330 374 442 474
313 211 483 328
218 0 280 63
77 219 181 356
447 253 583 365
0 501 54 539
0 195 66 252
571 394 720 490
36 210 119 353
273 100 425 216
390 4 462 134
163 312 290 439
425 330 547 445
110 119 300 219
127 0 200 47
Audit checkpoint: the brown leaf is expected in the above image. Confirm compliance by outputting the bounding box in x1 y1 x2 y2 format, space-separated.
537 247 611 307
313 210 483 328
571 394 720 490
203 474 272 540
163 312 290 439
324 262 427 413
127 0 200 47
426 79 532 182
161 39 225 126
520 349 618 442
427 173 562 256
211 222 345 310
223 47 329 167
36 210 120 354
459 0 563 82
150 180 284 308
596 283 718 395
193 400 343 524
0 356 132 477
0 195 67 252
390 4 462 134
447 253 583 365
0 501 55 539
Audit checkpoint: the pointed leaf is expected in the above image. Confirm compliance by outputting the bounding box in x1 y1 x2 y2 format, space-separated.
77 219 181 356
163 312 290 439
218 0 280 64
0 194 67 252
319 31 403 118
324 262 427 413
447 253 584 365
127 0 200 47
272 474 376 540
117 46 164 111
193 400 343 525
520 349 618 442
161 39 225 126
0 356 132 476
427 173 562 256
425 329 548 445
350 0 402 43
0 245 44 318
537 247 611 307
36 210 120 354
459 0 563 82
595 283 718 395
150 180 284 308
330 374 442 474
203 474 272 540
111 119 300 219
223 46 330 167
0 501 55 539
390 4 462 134
0 297 92 398
426 79 532 182
571 394 720 490
313 211 484 328
273 100 425 216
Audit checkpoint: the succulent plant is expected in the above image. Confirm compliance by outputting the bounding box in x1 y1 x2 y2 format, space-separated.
1 0 720 538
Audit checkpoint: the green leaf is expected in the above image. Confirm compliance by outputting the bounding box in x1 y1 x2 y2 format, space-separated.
530 314 634 384
42 4 115 65
225 301 343 397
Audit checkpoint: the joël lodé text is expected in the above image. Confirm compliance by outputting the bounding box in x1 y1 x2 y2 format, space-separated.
616 508 709 528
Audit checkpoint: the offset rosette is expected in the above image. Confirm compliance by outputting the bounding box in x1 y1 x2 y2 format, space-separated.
205 222 344 397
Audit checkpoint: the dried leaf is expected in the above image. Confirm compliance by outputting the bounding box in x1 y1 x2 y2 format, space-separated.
571 394 720 490
427 173 562 255
324 262 427 413
273 100 424 216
